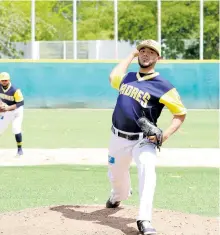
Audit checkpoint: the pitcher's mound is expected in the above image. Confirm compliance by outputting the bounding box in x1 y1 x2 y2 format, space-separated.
0 205 218 235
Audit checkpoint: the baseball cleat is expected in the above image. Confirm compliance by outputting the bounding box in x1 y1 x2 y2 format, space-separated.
137 220 157 235
15 149 23 157
106 198 121 208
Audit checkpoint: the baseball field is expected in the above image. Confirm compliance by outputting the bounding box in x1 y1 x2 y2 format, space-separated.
0 109 219 235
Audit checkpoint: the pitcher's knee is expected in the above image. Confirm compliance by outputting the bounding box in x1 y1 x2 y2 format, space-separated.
12 127 21 135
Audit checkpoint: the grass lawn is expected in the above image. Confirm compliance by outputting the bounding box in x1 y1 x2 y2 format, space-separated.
0 109 218 148
0 165 218 217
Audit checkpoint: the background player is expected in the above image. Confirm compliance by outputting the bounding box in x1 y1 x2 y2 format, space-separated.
106 40 187 234
0 72 24 157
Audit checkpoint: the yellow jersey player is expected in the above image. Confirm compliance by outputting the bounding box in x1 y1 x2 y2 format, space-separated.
0 72 24 157
106 40 187 235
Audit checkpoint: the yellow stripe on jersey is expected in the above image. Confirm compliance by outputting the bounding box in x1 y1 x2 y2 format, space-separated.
159 88 187 115
14 89 24 102
111 74 126 90
136 72 159 81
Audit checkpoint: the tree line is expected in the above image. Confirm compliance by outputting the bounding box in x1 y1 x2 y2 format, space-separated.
0 0 219 59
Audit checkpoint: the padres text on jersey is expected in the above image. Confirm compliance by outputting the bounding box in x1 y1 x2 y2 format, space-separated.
0 83 24 108
111 72 187 133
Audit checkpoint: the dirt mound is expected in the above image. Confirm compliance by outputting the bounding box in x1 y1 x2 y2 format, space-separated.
0 205 218 235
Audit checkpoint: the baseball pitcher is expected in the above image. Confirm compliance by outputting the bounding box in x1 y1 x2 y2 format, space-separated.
106 40 187 235
0 72 24 157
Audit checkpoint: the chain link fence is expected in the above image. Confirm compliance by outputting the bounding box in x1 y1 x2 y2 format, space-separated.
13 40 137 59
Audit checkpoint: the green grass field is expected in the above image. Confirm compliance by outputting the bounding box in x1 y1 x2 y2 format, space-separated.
0 109 219 148
0 165 218 216
0 109 219 217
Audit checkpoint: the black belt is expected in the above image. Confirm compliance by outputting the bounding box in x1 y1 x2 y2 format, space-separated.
111 126 145 141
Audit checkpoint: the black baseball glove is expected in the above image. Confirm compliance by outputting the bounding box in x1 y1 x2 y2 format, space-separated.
137 117 163 149
0 100 8 112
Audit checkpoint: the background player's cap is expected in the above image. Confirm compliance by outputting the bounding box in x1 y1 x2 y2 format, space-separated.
0 72 10 81
136 39 161 56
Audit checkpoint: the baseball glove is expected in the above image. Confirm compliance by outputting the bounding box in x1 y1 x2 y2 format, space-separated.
0 101 8 112
137 117 163 150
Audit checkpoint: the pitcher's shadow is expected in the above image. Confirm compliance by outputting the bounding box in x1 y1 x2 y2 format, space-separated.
50 205 139 235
